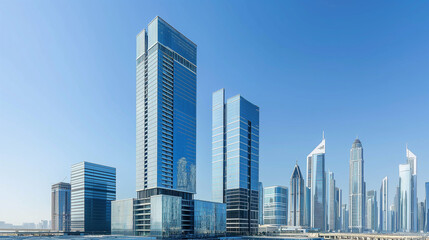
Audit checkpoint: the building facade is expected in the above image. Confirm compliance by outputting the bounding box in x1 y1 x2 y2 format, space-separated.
193 200 227 237
263 186 288 225
418 201 425 232
426 182 429 232
406 147 418 232
135 16 196 237
51 182 71 232
111 199 136 236
289 164 304 226
399 163 412 232
327 171 337 232
70 161 116 234
349 138 365 233
379 177 388 232
212 89 260 235
259 182 264 225
307 137 326 231
341 204 349 232
366 190 378 232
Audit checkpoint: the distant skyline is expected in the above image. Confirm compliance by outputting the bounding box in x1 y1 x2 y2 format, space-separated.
0 0 428 224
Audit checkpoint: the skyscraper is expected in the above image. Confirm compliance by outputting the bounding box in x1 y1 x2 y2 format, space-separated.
289 164 304 226
424 182 429 232
259 182 264 225
406 147 418 232
328 171 337 232
51 182 71 232
399 163 412 232
418 201 425 232
336 188 342 231
135 16 197 237
366 190 378 232
379 177 388 232
349 138 365 232
341 204 349 232
70 162 116 234
263 186 288 225
212 89 259 235
307 137 326 231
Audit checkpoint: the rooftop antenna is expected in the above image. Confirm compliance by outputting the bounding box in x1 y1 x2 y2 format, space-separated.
322 131 325 140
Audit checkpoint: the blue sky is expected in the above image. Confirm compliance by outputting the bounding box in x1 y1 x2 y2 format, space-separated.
0 1 428 224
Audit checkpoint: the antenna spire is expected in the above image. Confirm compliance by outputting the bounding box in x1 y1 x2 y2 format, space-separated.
322 131 325 140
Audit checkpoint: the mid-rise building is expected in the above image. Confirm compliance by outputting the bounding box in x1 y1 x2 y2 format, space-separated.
51 182 71 232
366 190 378 232
349 138 365 233
70 161 116 234
212 89 260 235
289 164 304 226
263 186 288 225
379 177 388 232
306 136 326 231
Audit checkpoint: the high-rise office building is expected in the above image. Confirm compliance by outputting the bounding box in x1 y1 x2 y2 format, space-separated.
366 190 378 232
289 164 304 226
379 177 388 232
341 204 349 232
51 182 71 232
349 138 365 232
304 186 311 227
263 186 288 225
328 171 337 232
426 182 429 232
336 188 342 231
418 202 425 232
259 182 264 225
389 204 397 233
135 16 197 237
406 147 418 232
70 162 116 234
212 89 259 235
399 163 412 232
306 137 326 231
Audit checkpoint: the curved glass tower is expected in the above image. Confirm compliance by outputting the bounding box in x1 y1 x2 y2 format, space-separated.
349 138 365 233
306 137 326 231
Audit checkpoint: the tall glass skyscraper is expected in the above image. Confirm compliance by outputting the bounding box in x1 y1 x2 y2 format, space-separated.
136 16 197 194
327 171 337 232
70 161 116 234
366 190 378 232
418 201 425 232
212 89 259 235
399 162 412 232
406 147 418 232
51 182 71 232
135 16 197 237
289 164 304 226
425 182 429 232
263 186 288 225
379 177 388 232
349 138 365 232
306 137 326 231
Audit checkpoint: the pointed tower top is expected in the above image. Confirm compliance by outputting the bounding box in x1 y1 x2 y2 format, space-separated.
322 130 325 140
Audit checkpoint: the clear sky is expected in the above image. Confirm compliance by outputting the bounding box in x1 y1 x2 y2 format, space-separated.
0 0 428 225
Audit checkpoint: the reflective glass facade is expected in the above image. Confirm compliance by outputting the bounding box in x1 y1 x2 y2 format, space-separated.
327 172 337 231
136 16 197 193
379 177 388 232
212 89 259 235
289 164 304 226
194 200 226 236
111 199 135 236
426 182 429 232
366 190 378 232
311 153 326 231
150 195 182 237
70 161 116 234
406 148 418 232
51 182 71 232
399 163 411 232
259 182 264 225
263 186 288 225
349 139 365 232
